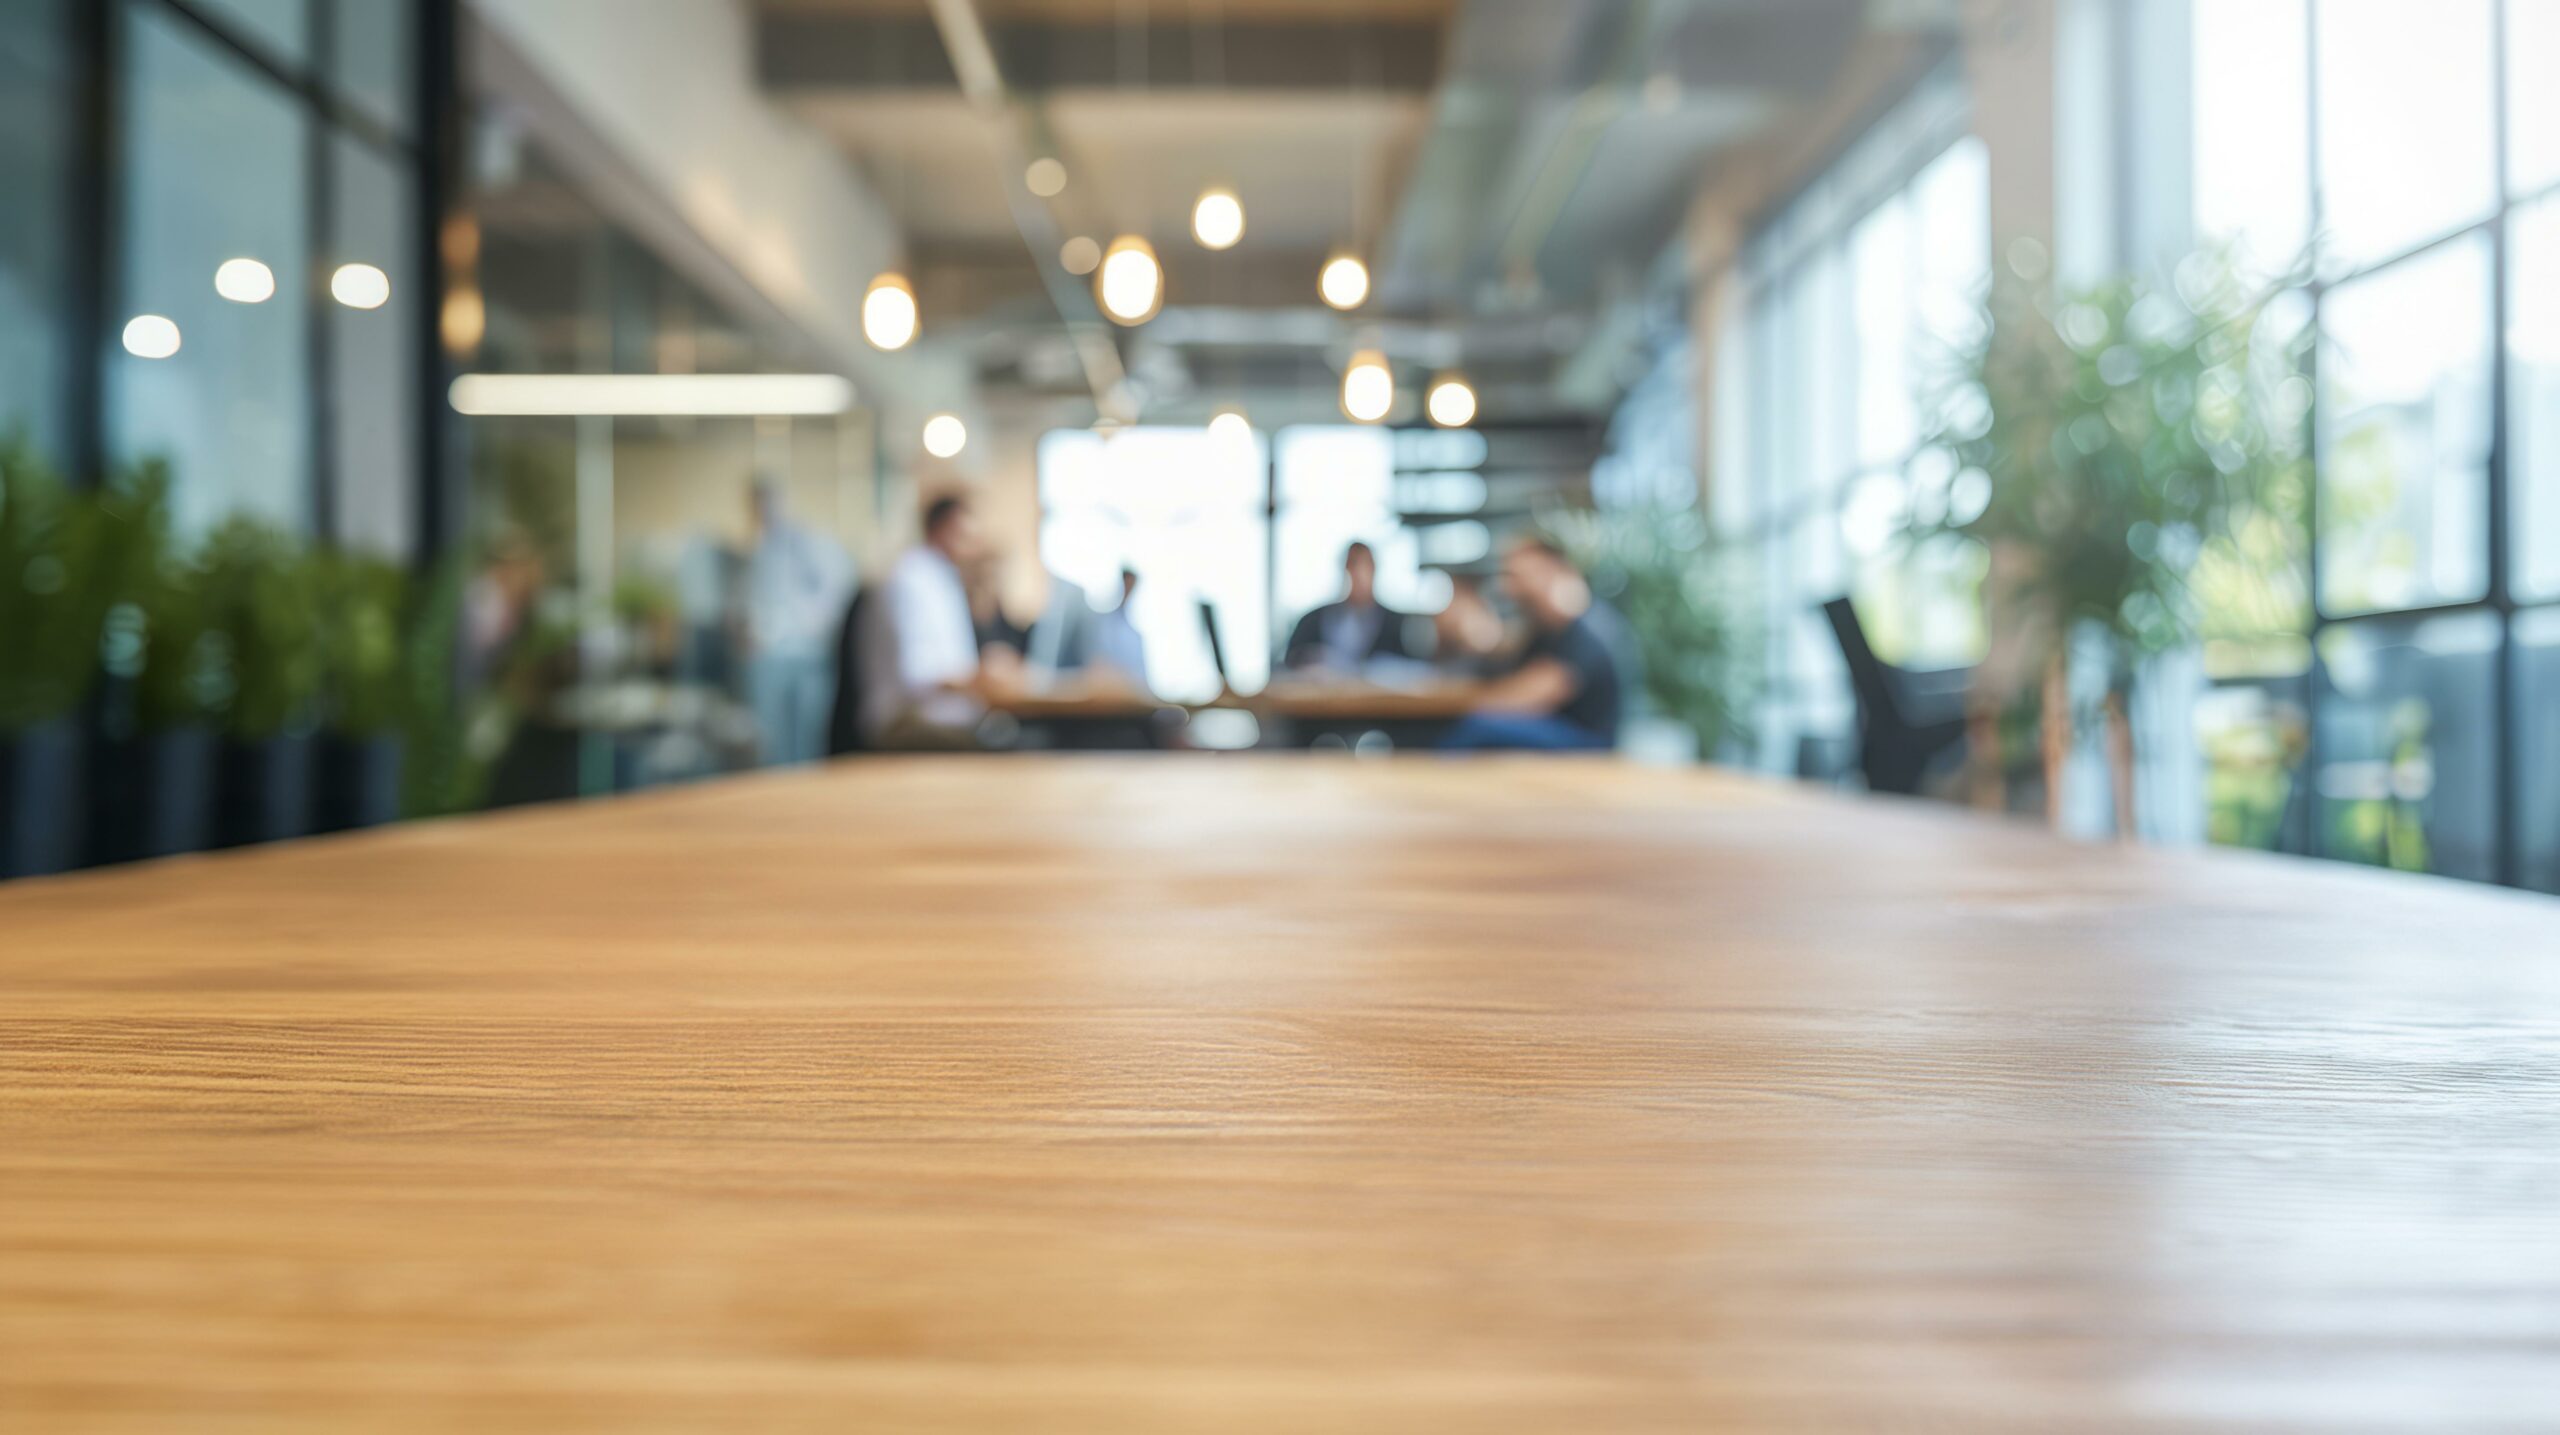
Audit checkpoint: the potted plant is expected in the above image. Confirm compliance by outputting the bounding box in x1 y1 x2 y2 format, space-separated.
1541 501 1757 760
1911 247 2310 832
0 437 109 878
200 516 323 848
312 548 409 832
91 460 226 863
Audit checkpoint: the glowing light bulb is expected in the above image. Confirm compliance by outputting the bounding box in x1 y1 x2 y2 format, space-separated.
1025 157 1067 197
1060 236 1101 275
1096 235 1164 326
863 272 918 351
1426 373 1477 428
1341 349 1393 424
1207 409 1252 445
1320 254 1370 310
1192 188 1245 250
922 413 967 459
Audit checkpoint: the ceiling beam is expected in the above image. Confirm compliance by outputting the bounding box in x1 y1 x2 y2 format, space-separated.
759 14 1445 93
919 0 1135 420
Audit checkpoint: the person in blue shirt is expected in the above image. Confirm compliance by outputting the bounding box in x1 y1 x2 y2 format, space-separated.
1441 535 1631 753
1091 567 1153 694
741 480 853 764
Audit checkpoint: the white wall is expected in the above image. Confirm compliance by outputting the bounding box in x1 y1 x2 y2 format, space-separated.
469 0 962 415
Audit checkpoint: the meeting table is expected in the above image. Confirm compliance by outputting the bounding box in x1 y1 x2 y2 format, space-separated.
4 755 2557 1431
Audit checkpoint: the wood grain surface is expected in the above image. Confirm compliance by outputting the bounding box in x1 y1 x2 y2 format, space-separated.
4 756 2558 1432
1218 678 1485 721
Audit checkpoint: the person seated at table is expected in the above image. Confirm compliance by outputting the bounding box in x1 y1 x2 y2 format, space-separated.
1090 566 1153 694
964 550 1033 660
1281 541 1420 674
862 494 1009 750
1441 535 1629 753
1431 573 1512 681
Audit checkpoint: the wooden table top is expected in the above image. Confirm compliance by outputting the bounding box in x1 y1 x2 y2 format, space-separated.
5 756 2558 1432
1218 678 1485 721
988 688 1172 721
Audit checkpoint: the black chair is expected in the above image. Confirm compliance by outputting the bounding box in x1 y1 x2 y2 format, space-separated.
826 587 876 756
1821 597 1972 796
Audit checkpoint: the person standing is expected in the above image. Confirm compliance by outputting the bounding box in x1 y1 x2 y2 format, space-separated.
741 480 853 765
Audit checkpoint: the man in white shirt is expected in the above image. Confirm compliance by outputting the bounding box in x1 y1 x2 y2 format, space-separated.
743 481 854 764
862 494 993 748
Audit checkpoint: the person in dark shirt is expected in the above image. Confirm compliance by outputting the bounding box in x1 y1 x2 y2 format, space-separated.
1441 534 1628 752
1281 542 1420 673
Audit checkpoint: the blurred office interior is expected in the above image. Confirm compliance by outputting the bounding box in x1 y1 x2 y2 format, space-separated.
0 0 2553 890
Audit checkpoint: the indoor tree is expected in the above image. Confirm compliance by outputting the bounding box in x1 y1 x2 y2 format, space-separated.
1911 244 2312 833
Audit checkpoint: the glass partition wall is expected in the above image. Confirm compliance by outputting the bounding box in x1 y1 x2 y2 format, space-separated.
0 0 445 876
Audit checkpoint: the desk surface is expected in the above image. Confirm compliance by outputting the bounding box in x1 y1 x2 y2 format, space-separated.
5 757 2558 1431
1221 678 1484 721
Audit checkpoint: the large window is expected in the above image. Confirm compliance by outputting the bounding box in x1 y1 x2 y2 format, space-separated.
1718 69 1988 774
1034 424 1456 705
2193 0 2552 890
1038 425 1270 704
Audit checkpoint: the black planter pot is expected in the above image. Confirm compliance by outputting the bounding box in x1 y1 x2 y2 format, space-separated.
315 733 405 834
214 733 314 850
91 726 218 866
0 717 85 880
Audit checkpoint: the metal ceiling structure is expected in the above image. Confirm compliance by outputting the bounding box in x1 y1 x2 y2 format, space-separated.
744 0 1955 427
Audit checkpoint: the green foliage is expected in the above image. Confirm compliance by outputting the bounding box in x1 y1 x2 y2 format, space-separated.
1913 246 2313 672
612 572 679 628
198 517 322 740
313 549 409 736
92 460 229 732
396 556 492 819
1542 502 1757 756
0 435 113 731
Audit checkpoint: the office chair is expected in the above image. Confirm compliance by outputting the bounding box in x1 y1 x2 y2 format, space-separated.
826 587 876 756
1820 596 1972 796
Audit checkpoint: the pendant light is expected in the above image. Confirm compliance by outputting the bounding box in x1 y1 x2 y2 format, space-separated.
1097 235 1164 326
1192 188 1245 250
863 271 918 351
1341 349 1393 424
1426 372 1477 428
1320 254 1370 311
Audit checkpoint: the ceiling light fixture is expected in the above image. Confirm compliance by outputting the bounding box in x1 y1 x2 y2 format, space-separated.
1206 409 1252 445
1426 372 1478 428
862 272 919 351
922 413 968 459
1059 236 1101 276
1096 235 1164 325
1192 188 1245 250
1320 254 1370 310
1341 349 1393 424
1025 156 1068 197
447 373 856 417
